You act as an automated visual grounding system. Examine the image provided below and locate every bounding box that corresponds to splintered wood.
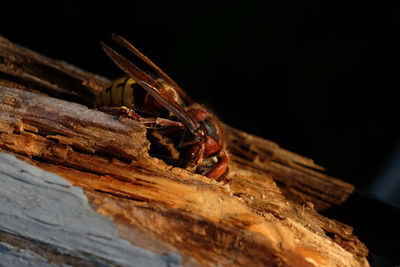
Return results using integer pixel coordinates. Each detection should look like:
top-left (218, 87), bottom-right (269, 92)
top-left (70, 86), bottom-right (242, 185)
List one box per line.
top-left (0, 36), bottom-right (369, 266)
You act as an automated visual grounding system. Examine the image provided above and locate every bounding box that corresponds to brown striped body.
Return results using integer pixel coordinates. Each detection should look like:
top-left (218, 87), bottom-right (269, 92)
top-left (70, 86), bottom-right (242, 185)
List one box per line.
top-left (97, 77), bottom-right (184, 117)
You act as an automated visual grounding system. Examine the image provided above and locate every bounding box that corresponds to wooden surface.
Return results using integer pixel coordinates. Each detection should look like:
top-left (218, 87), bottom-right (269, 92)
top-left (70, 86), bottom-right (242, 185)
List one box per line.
top-left (0, 36), bottom-right (369, 266)
top-left (226, 126), bottom-right (355, 211)
top-left (0, 36), bottom-right (355, 211)
top-left (0, 153), bottom-right (180, 267)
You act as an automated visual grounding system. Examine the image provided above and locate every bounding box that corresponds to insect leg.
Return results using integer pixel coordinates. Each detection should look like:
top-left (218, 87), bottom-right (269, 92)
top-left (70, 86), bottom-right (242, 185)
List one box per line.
top-left (141, 118), bottom-right (185, 129)
top-left (97, 106), bottom-right (184, 131)
top-left (96, 106), bottom-right (141, 119)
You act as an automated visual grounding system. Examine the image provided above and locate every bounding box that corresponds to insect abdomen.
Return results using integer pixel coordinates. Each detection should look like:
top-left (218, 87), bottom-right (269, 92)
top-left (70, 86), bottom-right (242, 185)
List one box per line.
top-left (96, 77), bottom-right (138, 108)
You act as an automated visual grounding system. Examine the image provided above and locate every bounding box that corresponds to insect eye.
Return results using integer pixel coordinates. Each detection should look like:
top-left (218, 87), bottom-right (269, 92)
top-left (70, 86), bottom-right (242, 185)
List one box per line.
top-left (203, 118), bottom-right (219, 142)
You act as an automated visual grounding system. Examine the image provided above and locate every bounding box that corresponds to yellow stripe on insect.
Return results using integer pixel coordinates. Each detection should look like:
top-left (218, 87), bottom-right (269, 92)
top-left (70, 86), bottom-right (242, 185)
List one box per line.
top-left (122, 78), bottom-right (136, 108)
top-left (111, 77), bottom-right (126, 106)
top-left (101, 86), bottom-right (111, 106)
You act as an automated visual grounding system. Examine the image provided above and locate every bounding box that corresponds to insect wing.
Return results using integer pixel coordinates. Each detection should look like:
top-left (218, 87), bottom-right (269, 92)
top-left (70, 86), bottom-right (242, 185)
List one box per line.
top-left (111, 33), bottom-right (193, 105)
top-left (101, 42), bottom-right (198, 133)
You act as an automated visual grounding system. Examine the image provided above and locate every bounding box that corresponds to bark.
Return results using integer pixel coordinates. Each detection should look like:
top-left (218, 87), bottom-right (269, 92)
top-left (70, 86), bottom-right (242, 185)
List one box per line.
top-left (0, 36), bottom-right (369, 266)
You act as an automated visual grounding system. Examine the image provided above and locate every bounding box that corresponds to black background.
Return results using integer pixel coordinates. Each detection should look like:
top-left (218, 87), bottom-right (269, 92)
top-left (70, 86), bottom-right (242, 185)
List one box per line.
top-left (2, 0), bottom-right (399, 196)
top-left (1, 1), bottom-right (399, 264)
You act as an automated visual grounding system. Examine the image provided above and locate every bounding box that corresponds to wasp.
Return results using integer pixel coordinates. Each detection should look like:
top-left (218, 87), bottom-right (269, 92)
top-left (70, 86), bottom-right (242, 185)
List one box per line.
top-left (97, 34), bottom-right (229, 183)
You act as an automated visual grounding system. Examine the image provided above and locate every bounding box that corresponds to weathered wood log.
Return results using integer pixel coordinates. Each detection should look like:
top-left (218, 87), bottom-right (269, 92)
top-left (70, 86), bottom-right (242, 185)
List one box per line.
top-left (0, 153), bottom-right (181, 267)
top-left (0, 36), bottom-right (354, 212)
top-left (0, 37), bottom-right (369, 266)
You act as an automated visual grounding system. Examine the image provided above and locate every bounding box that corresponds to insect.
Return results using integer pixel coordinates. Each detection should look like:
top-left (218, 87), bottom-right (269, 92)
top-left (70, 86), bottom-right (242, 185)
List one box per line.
top-left (97, 34), bottom-right (229, 183)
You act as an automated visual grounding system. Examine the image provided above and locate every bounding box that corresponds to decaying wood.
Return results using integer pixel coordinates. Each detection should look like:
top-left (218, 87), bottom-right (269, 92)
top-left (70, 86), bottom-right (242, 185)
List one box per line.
top-left (0, 36), bottom-right (106, 105)
top-left (0, 36), bottom-right (354, 211)
top-left (0, 153), bottom-right (181, 267)
top-left (226, 128), bottom-right (355, 211)
top-left (0, 36), bottom-right (369, 266)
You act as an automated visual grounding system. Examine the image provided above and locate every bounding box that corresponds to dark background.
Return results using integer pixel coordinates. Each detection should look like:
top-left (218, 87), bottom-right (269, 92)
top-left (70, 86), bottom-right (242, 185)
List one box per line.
top-left (1, 1), bottom-right (399, 265)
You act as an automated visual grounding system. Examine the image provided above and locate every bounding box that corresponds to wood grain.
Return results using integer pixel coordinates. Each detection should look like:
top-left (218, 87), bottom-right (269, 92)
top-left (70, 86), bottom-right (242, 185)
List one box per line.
top-left (0, 36), bottom-right (369, 266)
top-left (0, 153), bottom-right (180, 267)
